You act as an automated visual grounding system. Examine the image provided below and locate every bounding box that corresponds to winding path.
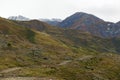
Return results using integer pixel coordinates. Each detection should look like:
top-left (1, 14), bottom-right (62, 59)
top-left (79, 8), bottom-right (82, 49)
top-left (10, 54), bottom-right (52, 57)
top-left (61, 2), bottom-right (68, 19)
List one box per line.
top-left (0, 67), bottom-right (21, 74)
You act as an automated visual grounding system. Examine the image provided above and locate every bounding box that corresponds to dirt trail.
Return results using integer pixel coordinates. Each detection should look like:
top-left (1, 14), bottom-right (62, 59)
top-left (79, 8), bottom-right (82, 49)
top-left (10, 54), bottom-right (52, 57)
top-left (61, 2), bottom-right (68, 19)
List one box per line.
top-left (58, 60), bottom-right (71, 65)
top-left (0, 68), bottom-right (55, 80)
top-left (0, 55), bottom-right (94, 80)
top-left (77, 55), bottom-right (93, 61)
top-left (0, 67), bottom-right (21, 74)
top-left (0, 77), bottom-right (54, 80)
top-left (58, 55), bottom-right (94, 65)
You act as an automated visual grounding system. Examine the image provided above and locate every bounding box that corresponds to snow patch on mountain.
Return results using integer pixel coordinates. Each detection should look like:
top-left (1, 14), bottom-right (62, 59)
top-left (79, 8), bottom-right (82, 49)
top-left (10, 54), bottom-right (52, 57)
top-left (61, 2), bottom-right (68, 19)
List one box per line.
top-left (8, 15), bottom-right (30, 21)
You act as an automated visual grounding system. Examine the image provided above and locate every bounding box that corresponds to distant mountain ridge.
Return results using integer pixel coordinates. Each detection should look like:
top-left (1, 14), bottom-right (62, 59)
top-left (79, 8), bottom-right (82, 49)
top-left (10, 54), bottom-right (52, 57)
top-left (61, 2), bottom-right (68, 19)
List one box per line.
top-left (8, 15), bottom-right (62, 26)
top-left (40, 18), bottom-right (62, 22)
top-left (58, 12), bottom-right (120, 37)
top-left (8, 15), bottom-right (30, 21)
top-left (8, 13), bottom-right (120, 37)
top-left (39, 18), bottom-right (62, 26)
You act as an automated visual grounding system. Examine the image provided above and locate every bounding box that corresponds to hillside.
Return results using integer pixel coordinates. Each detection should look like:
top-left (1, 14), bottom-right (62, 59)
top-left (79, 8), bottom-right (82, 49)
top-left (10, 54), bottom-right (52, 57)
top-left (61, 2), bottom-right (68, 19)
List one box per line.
top-left (0, 17), bottom-right (120, 80)
top-left (14, 20), bottom-right (120, 53)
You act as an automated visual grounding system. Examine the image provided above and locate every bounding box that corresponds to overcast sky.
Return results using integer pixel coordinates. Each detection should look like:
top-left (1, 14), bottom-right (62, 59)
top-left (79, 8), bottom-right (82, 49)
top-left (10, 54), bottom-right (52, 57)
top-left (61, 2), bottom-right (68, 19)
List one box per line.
top-left (0, 0), bottom-right (120, 22)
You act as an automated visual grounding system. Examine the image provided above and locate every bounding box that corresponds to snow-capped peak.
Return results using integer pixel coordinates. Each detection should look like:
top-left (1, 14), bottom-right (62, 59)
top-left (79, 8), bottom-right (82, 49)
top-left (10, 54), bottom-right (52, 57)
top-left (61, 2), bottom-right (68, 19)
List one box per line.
top-left (8, 15), bottom-right (30, 21)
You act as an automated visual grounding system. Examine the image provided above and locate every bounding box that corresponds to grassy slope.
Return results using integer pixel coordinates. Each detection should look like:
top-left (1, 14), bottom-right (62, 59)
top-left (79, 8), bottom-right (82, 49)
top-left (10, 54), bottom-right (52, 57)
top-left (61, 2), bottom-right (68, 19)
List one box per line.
top-left (0, 18), bottom-right (120, 80)
top-left (15, 20), bottom-right (119, 54)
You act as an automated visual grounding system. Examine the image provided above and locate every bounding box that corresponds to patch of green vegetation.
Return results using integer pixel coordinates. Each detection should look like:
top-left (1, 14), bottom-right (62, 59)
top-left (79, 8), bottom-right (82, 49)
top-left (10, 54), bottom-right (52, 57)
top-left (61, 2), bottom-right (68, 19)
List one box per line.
top-left (25, 28), bottom-right (35, 43)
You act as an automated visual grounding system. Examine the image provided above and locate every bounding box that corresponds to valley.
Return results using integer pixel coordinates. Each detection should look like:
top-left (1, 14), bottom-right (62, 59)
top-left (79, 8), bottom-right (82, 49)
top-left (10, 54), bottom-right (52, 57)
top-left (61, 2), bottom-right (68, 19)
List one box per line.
top-left (0, 12), bottom-right (120, 80)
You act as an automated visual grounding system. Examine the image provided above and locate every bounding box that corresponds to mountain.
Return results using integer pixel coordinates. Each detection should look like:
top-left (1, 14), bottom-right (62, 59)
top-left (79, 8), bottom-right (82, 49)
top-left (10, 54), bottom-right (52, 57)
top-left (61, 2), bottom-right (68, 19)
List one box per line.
top-left (40, 18), bottom-right (62, 26)
top-left (116, 21), bottom-right (120, 25)
top-left (8, 15), bottom-right (30, 21)
top-left (1, 17), bottom-right (120, 80)
top-left (58, 12), bottom-right (120, 37)
top-left (58, 12), bottom-right (104, 28)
